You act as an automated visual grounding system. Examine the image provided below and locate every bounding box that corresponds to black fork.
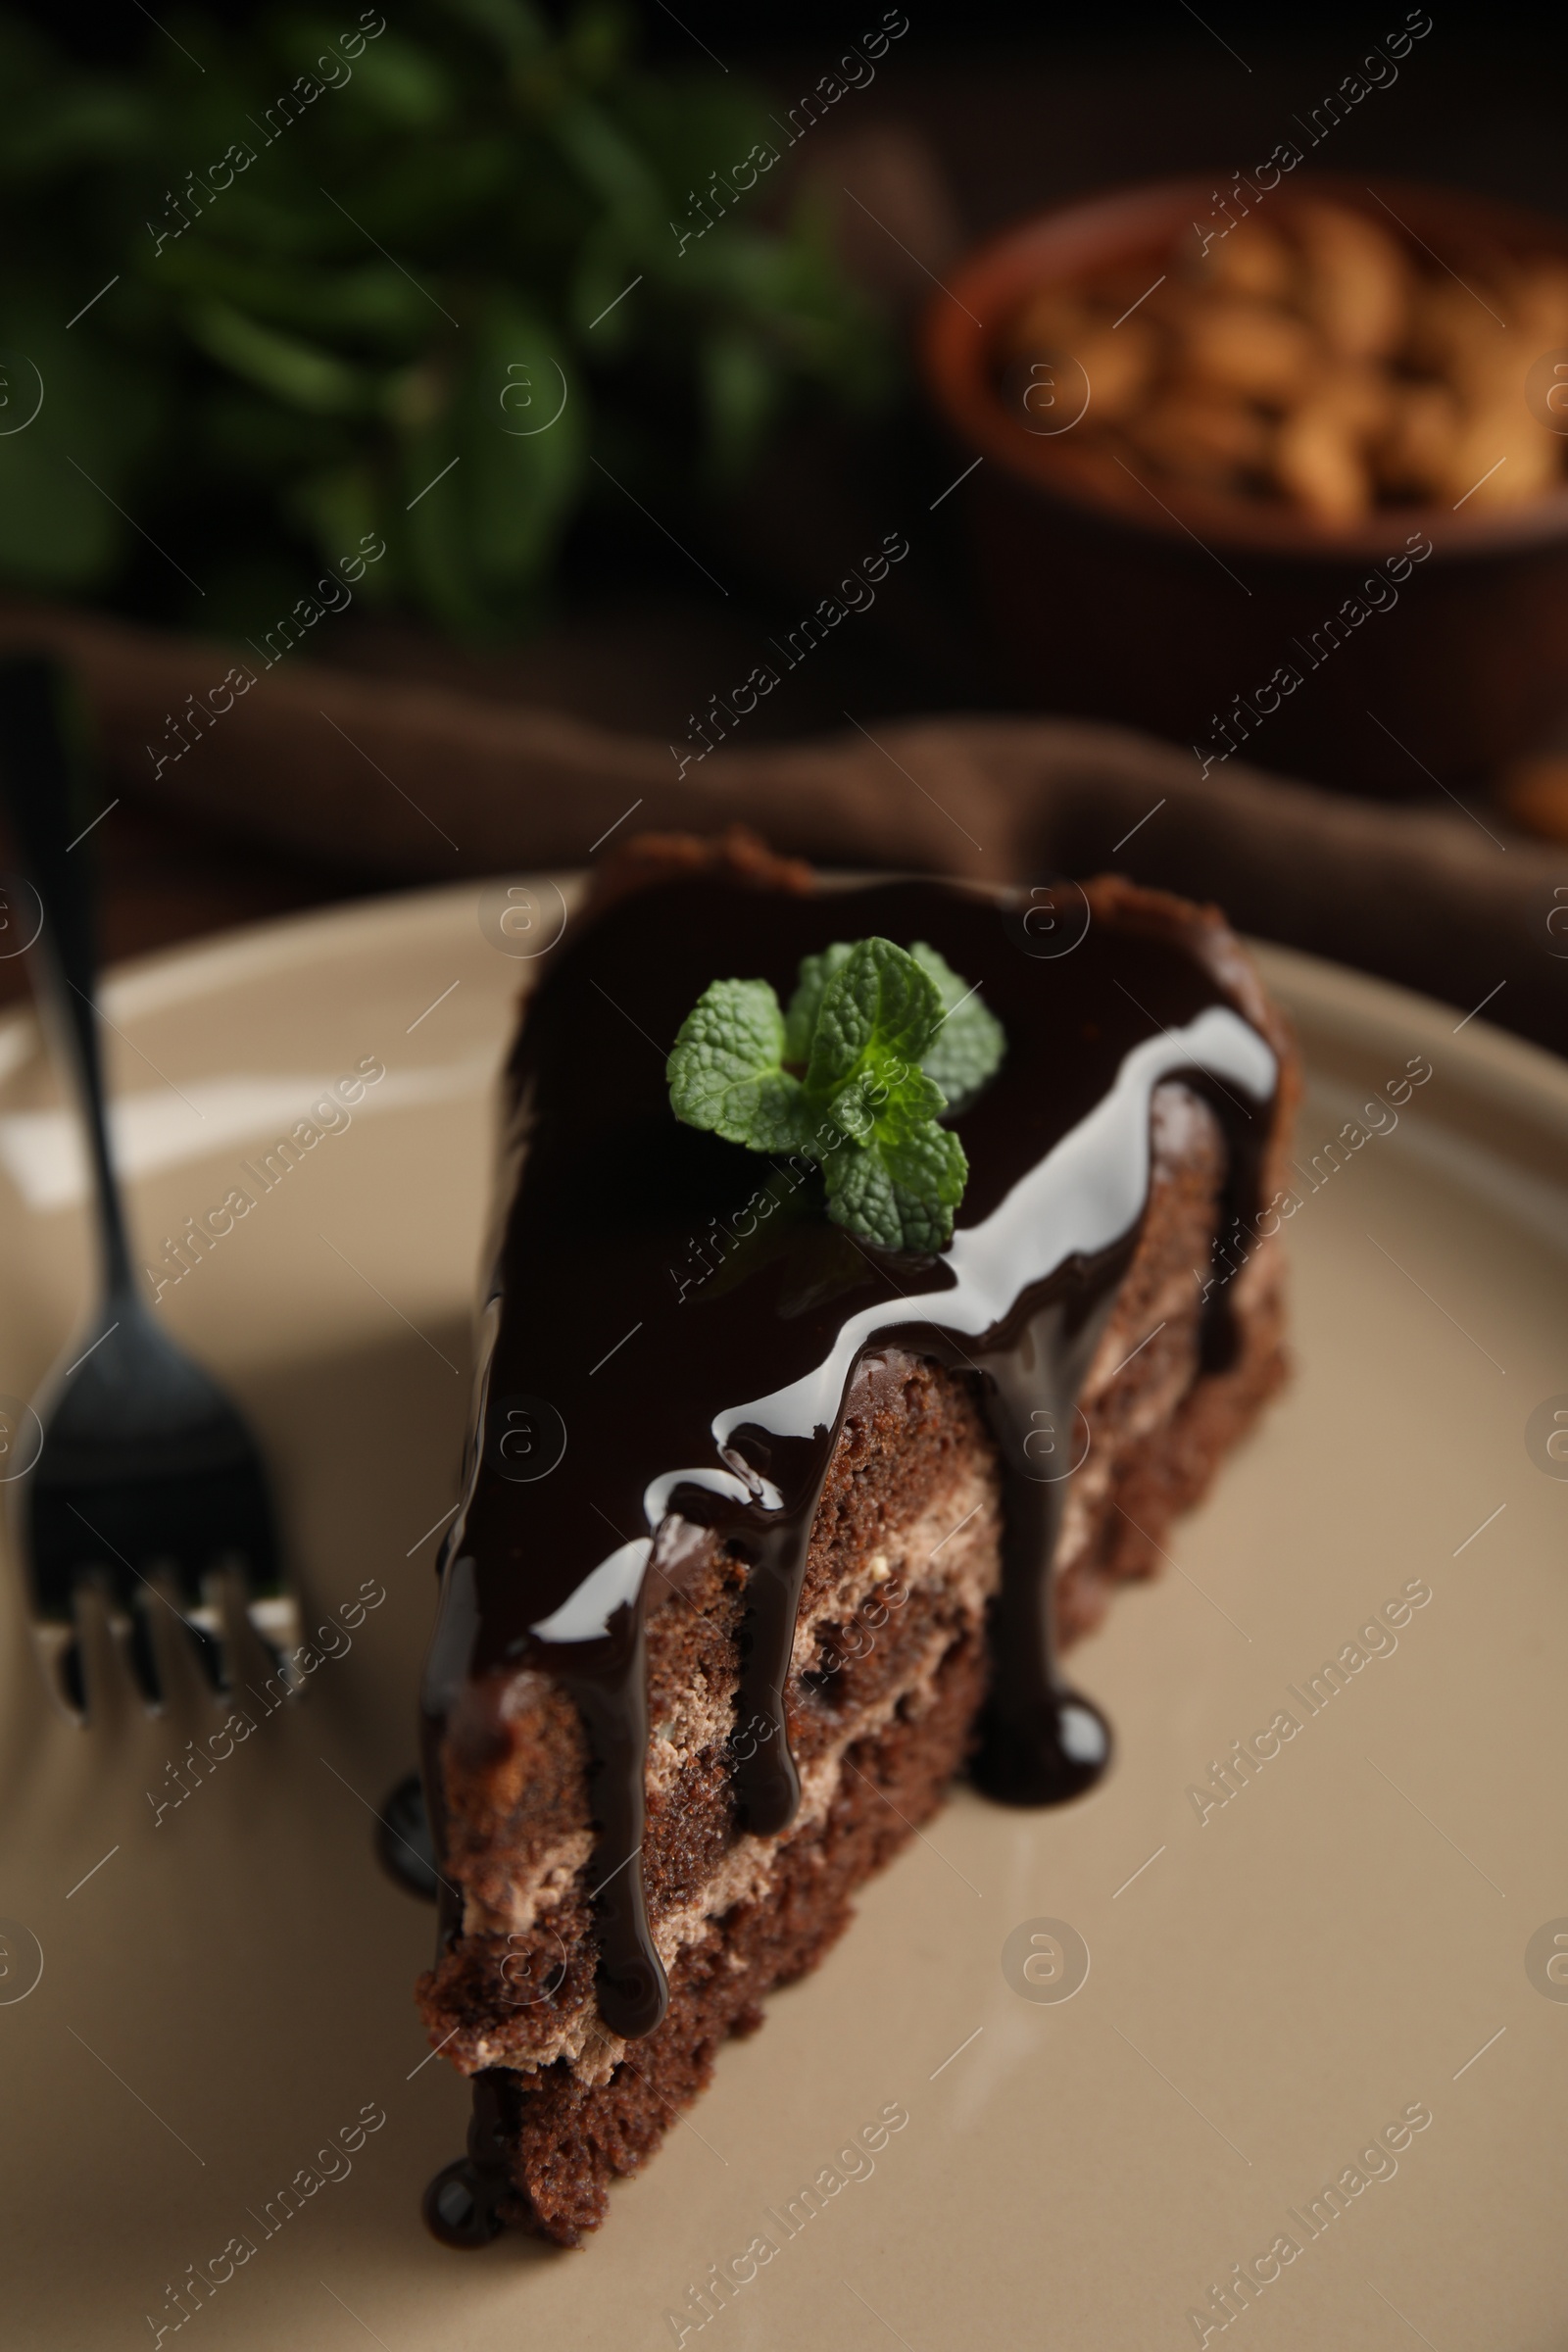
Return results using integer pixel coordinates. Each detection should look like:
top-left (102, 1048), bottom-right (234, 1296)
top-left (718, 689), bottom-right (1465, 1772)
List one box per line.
top-left (0, 656), bottom-right (283, 1711)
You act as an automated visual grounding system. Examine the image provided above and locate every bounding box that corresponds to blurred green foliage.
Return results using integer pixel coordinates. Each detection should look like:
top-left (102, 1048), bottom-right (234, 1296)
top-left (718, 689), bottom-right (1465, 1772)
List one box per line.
top-left (0, 0), bottom-right (891, 637)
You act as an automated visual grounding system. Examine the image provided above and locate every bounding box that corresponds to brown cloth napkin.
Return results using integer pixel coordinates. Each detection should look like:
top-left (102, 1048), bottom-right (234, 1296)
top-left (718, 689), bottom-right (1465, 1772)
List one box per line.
top-left (1, 600), bottom-right (1563, 1056)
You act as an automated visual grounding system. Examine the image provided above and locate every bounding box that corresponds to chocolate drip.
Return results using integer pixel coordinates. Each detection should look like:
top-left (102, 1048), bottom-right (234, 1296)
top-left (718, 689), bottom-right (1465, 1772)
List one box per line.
top-left (728, 1514), bottom-right (809, 1836)
top-left (375, 1768), bottom-right (441, 1900)
top-left (725, 1260), bottom-right (1137, 1830)
top-left (559, 1611), bottom-right (668, 2037)
top-left (422, 875), bottom-right (1279, 2062)
top-left (969, 1253), bottom-right (1134, 1803)
top-left (421, 2075), bottom-right (514, 2249)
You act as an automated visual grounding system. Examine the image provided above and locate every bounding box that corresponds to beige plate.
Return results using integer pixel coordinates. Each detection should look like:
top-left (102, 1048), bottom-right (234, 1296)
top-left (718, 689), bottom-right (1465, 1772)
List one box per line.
top-left (1, 882), bottom-right (1565, 2351)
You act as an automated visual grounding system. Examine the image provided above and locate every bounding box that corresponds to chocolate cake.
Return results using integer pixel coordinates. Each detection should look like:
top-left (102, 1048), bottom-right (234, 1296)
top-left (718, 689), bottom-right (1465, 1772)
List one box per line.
top-left (415, 834), bottom-right (1298, 2247)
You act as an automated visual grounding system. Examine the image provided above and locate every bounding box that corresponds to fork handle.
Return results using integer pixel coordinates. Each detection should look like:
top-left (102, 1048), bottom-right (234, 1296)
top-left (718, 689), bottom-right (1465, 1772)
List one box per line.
top-left (0, 657), bottom-right (135, 1300)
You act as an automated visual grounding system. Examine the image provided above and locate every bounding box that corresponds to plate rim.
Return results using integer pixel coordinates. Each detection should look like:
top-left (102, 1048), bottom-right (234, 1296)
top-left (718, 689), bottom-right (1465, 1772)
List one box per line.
top-left (0, 873), bottom-right (1560, 1139)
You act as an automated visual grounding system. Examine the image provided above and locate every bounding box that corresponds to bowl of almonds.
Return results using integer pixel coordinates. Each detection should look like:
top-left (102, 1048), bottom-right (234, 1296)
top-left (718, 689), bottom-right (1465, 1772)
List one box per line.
top-left (923, 174), bottom-right (1568, 795)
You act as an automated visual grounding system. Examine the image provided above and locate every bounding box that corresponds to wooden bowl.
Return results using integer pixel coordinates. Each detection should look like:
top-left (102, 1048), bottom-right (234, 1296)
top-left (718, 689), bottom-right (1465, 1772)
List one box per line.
top-left (921, 173), bottom-right (1568, 796)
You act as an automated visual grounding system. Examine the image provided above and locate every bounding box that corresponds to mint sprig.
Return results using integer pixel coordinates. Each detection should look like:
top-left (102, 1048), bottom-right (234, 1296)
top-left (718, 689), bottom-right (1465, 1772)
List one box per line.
top-left (666, 936), bottom-right (1005, 1252)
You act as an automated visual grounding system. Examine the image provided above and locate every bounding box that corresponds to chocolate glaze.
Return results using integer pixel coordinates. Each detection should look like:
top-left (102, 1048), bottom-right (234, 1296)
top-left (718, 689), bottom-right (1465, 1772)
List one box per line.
top-left (421, 874), bottom-right (1278, 2062)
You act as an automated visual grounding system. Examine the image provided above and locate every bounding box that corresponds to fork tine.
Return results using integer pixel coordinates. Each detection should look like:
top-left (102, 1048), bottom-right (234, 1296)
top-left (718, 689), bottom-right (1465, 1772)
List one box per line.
top-left (210, 1562), bottom-right (281, 1692)
top-left (70, 1573), bottom-right (136, 1735)
top-left (138, 1570), bottom-right (217, 1721)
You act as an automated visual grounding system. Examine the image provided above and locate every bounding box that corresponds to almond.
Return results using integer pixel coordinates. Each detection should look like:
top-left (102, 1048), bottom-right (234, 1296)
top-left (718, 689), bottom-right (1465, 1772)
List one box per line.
top-left (1200, 219), bottom-right (1295, 304)
top-left (1274, 405), bottom-right (1371, 521)
top-left (1073, 319), bottom-right (1158, 423)
top-left (1127, 394), bottom-right (1270, 487)
top-left (1177, 299), bottom-right (1317, 401)
top-left (1293, 201), bottom-right (1409, 362)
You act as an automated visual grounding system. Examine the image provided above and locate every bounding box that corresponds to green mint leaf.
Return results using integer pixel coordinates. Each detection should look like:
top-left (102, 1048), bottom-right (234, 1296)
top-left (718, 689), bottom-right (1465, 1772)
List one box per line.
top-left (667, 933), bottom-right (1004, 1254)
top-left (908, 942), bottom-right (1005, 1113)
top-left (802, 936), bottom-right (945, 1098)
top-left (665, 976), bottom-right (811, 1152)
top-left (783, 941), bottom-right (853, 1063)
top-left (821, 1121), bottom-right (969, 1252)
top-left (824, 1063), bottom-right (947, 1151)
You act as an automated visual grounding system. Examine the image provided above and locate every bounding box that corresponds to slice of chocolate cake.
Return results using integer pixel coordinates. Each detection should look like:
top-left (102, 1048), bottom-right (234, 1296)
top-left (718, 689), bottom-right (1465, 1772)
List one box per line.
top-left (416, 835), bottom-right (1298, 2246)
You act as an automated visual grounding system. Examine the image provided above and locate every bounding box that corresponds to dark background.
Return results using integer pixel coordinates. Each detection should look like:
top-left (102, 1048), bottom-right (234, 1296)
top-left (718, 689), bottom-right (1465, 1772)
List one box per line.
top-left (38, 4), bottom-right (1568, 222)
top-left (13, 0), bottom-right (1568, 977)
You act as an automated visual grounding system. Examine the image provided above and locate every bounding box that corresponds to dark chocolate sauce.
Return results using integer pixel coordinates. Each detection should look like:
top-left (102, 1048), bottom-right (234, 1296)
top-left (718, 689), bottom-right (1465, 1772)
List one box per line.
top-left (421, 2075), bottom-right (513, 2248)
top-left (422, 876), bottom-right (1278, 2061)
top-left (375, 1769), bottom-right (441, 1901)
